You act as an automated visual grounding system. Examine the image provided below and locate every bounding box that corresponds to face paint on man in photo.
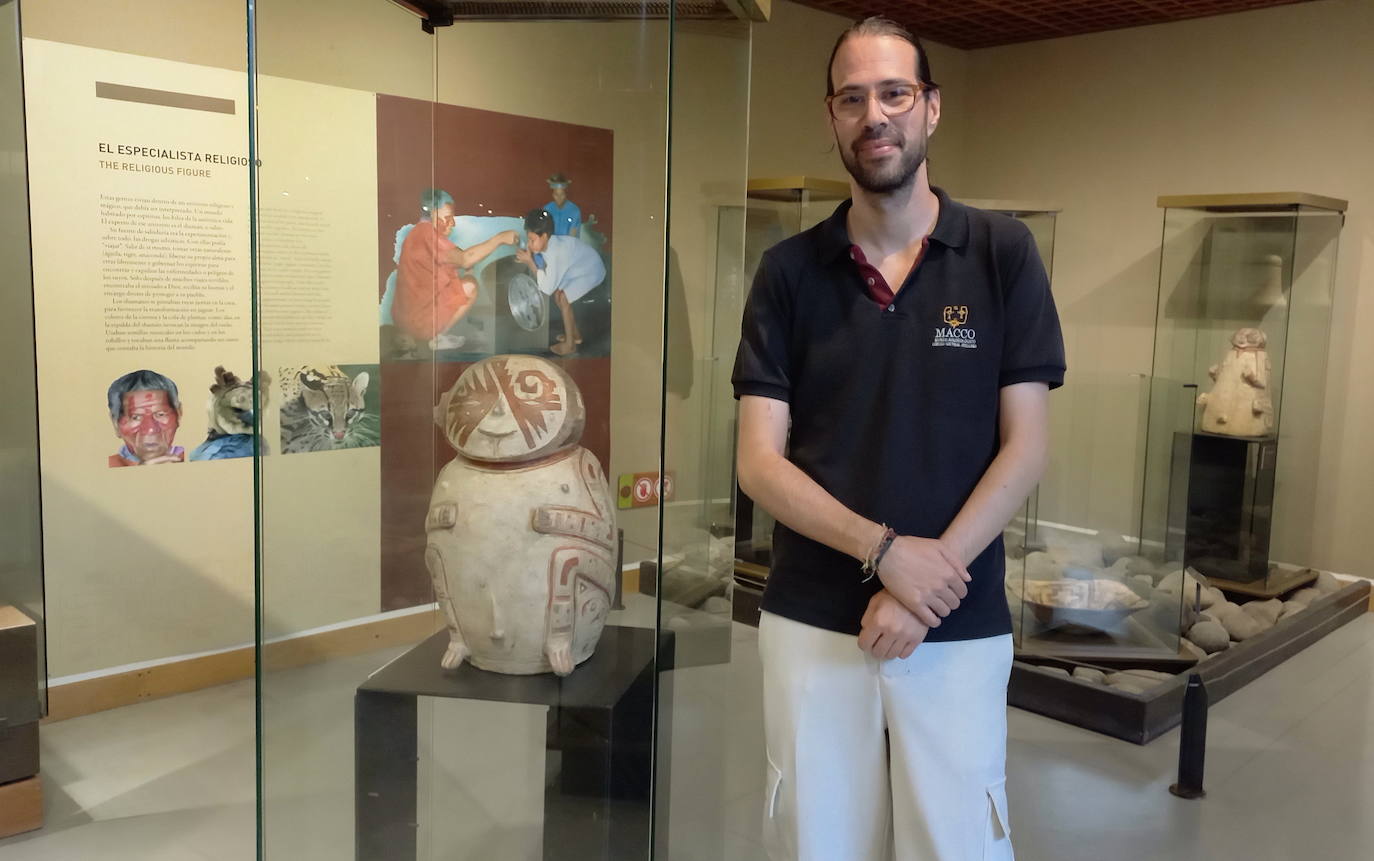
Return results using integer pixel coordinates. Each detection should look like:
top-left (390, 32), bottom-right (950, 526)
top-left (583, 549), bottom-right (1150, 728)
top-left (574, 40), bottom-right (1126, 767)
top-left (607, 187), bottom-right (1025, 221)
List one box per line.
top-left (116, 389), bottom-right (181, 463)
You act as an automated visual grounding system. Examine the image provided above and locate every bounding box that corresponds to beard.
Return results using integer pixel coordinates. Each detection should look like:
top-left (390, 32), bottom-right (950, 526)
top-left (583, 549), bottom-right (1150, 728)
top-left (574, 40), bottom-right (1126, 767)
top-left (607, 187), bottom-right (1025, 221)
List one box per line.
top-left (840, 123), bottom-right (929, 195)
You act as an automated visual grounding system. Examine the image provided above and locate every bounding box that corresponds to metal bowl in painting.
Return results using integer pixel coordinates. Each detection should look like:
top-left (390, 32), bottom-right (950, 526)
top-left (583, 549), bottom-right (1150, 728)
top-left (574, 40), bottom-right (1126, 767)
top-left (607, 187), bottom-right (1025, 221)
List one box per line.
top-left (507, 272), bottom-right (545, 331)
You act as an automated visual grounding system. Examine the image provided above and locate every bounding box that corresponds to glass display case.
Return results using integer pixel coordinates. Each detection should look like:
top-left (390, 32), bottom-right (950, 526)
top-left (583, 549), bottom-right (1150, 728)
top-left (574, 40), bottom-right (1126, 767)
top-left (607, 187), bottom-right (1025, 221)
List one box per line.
top-left (972, 200), bottom-right (1059, 597)
top-left (1147, 193), bottom-right (1345, 598)
top-left (0, 0), bottom-right (46, 717)
top-left (990, 203), bottom-right (1193, 662)
top-left (250, 2), bottom-right (751, 858)
top-left (961, 199), bottom-right (1059, 280)
top-left (1008, 371), bottom-right (1193, 663)
top-left (719, 177), bottom-right (849, 579)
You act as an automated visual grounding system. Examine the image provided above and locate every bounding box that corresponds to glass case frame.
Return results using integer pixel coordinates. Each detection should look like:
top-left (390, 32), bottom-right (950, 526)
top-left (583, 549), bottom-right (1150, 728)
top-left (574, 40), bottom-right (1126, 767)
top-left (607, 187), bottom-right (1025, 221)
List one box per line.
top-left (997, 205), bottom-right (1197, 664)
top-left (248, 3), bottom-right (753, 859)
top-left (1146, 192), bottom-right (1345, 598)
top-left (0, 0), bottom-right (46, 717)
top-left (725, 176), bottom-right (850, 580)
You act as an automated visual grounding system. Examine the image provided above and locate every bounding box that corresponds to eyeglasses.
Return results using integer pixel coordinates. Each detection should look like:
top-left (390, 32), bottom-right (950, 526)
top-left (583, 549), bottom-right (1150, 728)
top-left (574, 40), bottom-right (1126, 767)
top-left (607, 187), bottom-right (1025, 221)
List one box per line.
top-left (826, 81), bottom-right (933, 121)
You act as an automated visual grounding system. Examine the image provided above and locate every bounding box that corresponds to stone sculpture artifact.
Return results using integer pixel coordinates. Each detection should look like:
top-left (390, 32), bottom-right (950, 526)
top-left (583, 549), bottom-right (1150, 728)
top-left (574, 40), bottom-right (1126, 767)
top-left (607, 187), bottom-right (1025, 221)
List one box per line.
top-left (1196, 327), bottom-right (1274, 437)
top-left (425, 355), bottom-right (616, 676)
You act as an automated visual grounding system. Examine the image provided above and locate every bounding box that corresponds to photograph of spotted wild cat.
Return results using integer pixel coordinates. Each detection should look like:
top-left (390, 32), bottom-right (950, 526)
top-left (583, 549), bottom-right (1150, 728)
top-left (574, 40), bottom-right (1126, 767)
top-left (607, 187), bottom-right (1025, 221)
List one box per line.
top-left (278, 364), bottom-right (381, 454)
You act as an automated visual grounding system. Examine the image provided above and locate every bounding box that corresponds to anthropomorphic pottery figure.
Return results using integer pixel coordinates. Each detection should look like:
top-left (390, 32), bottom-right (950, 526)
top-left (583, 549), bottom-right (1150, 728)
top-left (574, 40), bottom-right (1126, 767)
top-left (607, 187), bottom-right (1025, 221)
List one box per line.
top-left (426, 355), bottom-right (616, 676)
top-left (1197, 327), bottom-right (1274, 437)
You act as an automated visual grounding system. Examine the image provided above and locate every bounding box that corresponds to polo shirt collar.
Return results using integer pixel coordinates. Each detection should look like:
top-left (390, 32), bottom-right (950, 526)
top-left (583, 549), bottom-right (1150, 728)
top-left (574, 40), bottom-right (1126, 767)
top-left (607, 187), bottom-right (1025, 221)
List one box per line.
top-left (815, 185), bottom-right (969, 261)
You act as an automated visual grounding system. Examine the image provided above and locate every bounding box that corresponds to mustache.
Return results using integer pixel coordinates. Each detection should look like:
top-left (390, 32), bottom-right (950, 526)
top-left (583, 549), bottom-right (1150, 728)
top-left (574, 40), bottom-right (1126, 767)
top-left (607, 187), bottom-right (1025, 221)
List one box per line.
top-left (852, 128), bottom-right (903, 152)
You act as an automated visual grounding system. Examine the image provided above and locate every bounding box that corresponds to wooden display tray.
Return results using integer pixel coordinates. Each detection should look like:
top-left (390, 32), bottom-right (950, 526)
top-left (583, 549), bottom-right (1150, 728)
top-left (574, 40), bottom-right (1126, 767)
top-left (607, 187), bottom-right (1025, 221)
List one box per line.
top-left (1208, 566), bottom-right (1318, 599)
top-left (961, 199), bottom-right (1061, 214)
top-left (0, 775), bottom-right (43, 838)
top-left (1156, 191), bottom-right (1348, 212)
top-left (1010, 580), bottom-right (1371, 744)
top-left (746, 176), bottom-right (850, 202)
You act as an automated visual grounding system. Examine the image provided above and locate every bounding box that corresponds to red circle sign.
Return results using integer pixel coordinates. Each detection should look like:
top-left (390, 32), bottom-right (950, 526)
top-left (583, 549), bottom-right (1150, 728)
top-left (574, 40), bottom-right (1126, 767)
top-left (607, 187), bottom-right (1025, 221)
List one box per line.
top-left (633, 477), bottom-right (654, 503)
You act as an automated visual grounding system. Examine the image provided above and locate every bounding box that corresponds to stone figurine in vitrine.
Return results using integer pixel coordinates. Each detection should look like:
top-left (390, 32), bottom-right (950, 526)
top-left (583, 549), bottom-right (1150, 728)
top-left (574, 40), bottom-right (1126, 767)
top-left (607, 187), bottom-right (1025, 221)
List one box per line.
top-left (1197, 327), bottom-right (1274, 437)
top-left (426, 355), bottom-right (616, 676)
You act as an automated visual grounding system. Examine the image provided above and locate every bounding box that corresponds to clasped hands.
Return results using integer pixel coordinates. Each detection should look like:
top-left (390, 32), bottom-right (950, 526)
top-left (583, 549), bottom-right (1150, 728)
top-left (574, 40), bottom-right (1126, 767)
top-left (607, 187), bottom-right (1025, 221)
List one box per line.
top-left (857, 536), bottom-right (971, 660)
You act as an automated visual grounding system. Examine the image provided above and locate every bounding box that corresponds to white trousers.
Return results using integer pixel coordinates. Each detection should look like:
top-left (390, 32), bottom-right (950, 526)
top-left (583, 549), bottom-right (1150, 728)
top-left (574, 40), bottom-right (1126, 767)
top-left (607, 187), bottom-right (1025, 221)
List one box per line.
top-left (759, 612), bottom-right (1014, 861)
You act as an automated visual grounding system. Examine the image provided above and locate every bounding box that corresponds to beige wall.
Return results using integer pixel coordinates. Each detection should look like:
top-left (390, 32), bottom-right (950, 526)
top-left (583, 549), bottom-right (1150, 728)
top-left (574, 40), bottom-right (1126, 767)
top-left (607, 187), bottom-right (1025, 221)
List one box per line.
top-left (748, 0), bottom-right (968, 192)
top-left (958, 0), bottom-right (1374, 575)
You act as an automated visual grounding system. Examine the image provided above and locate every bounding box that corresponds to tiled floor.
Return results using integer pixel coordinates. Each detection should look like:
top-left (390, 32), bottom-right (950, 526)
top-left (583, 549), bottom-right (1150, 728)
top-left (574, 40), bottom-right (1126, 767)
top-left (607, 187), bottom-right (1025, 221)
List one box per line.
top-left (4, 608), bottom-right (1374, 860)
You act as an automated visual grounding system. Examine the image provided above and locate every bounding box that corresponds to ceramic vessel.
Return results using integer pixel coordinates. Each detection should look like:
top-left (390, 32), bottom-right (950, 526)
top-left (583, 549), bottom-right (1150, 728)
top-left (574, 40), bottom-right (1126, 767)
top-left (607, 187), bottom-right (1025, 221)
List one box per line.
top-left (425, 355), bottom-right (616, 675)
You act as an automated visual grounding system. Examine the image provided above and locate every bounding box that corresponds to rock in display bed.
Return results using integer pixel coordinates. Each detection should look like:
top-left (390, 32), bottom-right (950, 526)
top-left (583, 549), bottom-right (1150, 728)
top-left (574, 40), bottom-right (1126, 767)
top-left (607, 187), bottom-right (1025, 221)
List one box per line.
top-left (1008, 572), bottom-right (1370, 744)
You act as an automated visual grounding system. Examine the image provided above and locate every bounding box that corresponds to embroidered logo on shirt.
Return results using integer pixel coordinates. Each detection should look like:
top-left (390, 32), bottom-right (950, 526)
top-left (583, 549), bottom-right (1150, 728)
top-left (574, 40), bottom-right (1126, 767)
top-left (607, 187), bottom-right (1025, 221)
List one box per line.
top-left (942, 305), bottom-right (969, 327)
top-left (933, 305), bottom-right (978, 349)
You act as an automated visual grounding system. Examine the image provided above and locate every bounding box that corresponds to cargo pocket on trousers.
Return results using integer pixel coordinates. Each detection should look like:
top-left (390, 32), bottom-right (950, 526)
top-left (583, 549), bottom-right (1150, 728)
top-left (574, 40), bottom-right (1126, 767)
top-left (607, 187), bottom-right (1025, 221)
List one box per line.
top-left (984, 778), bottom-right (1012, 859)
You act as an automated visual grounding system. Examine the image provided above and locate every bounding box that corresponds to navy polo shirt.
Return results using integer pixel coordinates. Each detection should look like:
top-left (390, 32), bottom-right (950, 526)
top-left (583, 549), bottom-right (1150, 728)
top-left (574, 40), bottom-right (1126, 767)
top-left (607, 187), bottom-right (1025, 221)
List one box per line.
top-left (732, 187), bottom-right (1065, 641)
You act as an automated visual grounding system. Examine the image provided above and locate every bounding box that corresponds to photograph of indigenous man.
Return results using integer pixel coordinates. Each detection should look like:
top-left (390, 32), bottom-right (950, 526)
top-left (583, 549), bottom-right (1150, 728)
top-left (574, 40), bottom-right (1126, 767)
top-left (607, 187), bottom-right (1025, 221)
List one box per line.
top-left (107, 369), bottom-right (185, 467)
top-left (388, 188), bottom-right (519, 351)
top-left (514, 208), bottom-right (608, 357)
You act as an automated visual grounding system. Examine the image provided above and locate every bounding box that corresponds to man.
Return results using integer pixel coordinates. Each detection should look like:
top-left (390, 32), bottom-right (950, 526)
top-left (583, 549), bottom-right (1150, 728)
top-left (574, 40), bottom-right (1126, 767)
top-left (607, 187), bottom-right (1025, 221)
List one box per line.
top-left (514, 208), bottom-right (606, 357)
top-left (733, 17), bottom-right (1064, 861)
top-left (108, 369), bottom-right (185, 467)
top-left (392, 188), bottom-right (519, 350)
top-left (544, 172), bottom-right (581, 237)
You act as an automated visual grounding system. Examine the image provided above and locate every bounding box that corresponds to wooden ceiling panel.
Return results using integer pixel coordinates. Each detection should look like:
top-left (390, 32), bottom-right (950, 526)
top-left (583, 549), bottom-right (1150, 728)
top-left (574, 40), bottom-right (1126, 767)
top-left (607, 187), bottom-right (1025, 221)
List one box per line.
top-left (797, 0), bottom-right (1319, 49)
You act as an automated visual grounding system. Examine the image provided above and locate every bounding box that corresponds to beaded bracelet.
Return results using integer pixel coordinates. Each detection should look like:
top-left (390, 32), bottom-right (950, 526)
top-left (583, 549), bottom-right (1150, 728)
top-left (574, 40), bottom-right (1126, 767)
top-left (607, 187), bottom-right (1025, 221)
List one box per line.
top-left (861, 526), bottom-right (897, 583)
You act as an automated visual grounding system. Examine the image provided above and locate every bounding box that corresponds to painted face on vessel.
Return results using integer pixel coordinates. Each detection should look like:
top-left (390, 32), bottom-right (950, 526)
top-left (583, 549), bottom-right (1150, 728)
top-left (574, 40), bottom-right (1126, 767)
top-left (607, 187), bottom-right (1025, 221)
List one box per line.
top-left (444, 355), bottom-right (584, 462)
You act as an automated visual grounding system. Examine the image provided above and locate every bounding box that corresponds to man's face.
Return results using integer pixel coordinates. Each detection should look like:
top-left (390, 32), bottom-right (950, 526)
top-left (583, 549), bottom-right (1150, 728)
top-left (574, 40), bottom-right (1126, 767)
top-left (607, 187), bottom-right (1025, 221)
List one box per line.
top-left (526, 231), bottom-right (550, 253)
top-left (432, 203), bottom-right (456, 233)
top-left (550, 186), bottom-right (568, 206)
top-left (829, 35), bottom-right (939, 194)
top-left (116, 390), bottom-right (180, 461)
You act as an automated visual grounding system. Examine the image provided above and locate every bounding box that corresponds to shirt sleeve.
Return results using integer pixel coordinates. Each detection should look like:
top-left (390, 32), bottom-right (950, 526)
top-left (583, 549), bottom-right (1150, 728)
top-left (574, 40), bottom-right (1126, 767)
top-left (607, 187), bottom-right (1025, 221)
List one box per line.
top-left (732, 251), bottom-right (793, 402)
top-left (1000, 228), bottom-right (1066, 389)
top-left (535, 241), bottom-right (561, 295)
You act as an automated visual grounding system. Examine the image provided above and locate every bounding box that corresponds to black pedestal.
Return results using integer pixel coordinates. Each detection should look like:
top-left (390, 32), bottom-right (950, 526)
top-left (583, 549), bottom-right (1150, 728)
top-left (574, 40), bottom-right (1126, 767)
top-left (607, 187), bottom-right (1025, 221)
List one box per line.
top-left (355, 625), bottom-right (673, 861)
top-left (1179, 431), bottom-right (1278, 584)
top-left (0, 607), bottom-right (40, 786)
